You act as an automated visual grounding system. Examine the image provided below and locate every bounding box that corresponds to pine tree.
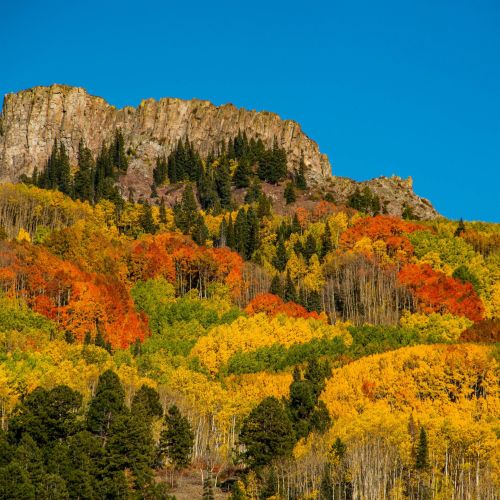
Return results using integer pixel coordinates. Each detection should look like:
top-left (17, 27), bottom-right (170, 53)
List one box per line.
top-left (455, 217), bottom-right (466, 237)
top-left (191, 215), bottom-right (209, 246)
top-left (215, 158), bottom-right (232, 208)
top-left (234, 208), bottom-right (248, 257)
top-left (273, 237), bottom-right (288, 272)
top-left (284, 270), bottom-right (297, 303)
top-left (415, 427), bottom-right (429, 470)
top-left (158, 405), bottom-right (194, 470)
top-left (153, 155), bottom-right (168, 186)
top-left (139, 202), bottom-right (158, 234)
top-left (303, 234), bottom-right (317, 264)
top-left (202, 472), bottom-right (215, 500)
top-left (131, 385), bottom-right (163, 419)
top-left (295, 156), bottom-right (307, 190)
top-left (74, 140), bottom-right (95, 202)
top-left (321, 223), bottom-right (333, 258)
top-left (87, 370), bottom-right (127, 442)
top-left (226, 215), bottom-right (235, 249)
top-left (159, 197), bottom-right (167, 224)
top-left (239, 397), bottom-right (295, 469)
top-left (233, 157), bottom-right (250, 188)
top-left (245, 207), bottom-right (259, 259)
top-left (284, 182), bottom-right (296, 204)
top-left (174, 185), bottom-right (199, 234)
top-left (57, 143), bottom-right (72, 195)
top-left (269, 275), bottom-right (283, 298)
top-left (291, 213), bottom-right (302, 234)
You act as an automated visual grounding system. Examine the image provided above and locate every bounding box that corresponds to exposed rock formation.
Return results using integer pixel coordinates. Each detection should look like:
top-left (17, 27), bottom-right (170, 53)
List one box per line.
top-left (0, 84), bottom-right (440, 219)
top-left (0, 84), bottom-right (331, 192)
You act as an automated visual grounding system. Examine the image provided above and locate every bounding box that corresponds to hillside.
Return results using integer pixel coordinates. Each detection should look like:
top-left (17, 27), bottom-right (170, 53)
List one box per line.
top-left (0, 85), bottom-right (439, 219)
top-left (0, 88), bottom-right (498, 499)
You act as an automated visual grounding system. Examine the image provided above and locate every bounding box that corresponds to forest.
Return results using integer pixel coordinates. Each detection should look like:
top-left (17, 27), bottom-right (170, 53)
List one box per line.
top-left (0, 133), bottom-right (499, 499)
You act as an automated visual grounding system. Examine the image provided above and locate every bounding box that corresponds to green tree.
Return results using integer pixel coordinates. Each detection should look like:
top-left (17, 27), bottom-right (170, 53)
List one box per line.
top-left (140, 202), bottom-right (158, 234)
top-left (74, 140), bottom-right (95, 202)
top-left (174, 185), bottom-right (199, 234)
top-left (454, 217), bottom-right (466, 237)
top-left (233, 158), bottom-right (251, 188)
top-left (415, 427), bottom-right (429, 470)
top-left (273, 237), bottom-right (288, 272)
top-left (158, 405), bottom-right (194, 470)
top-left (284, 182), bottom-right (296, 204)
top-left (87, 370), bottom-right (127, 443)
top-left (295, 157), bottom-right (307, 190)
top-left (269, 275), bottom-right (283, 298)
top-left (239, 396), bottom-right (294, 468)
top-left (284, 270), bottom-right (297, 303)
top-left (452, 265), bottom-right (480, 292)
top-left (202, 472), bottom-right (215, 500)
top-left (131, 386), bottom-right (163, 419)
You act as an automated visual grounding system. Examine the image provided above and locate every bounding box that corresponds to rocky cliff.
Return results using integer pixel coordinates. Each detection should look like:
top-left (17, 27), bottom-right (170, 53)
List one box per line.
top-left (0, 84), bottom-right (331, 189)
top-left (0, 84), bottom-right (440, 219)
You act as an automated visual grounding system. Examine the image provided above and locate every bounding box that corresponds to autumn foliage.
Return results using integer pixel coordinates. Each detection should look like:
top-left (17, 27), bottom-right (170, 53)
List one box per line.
top-left (399, 263), bottom-right (484, 322)
top-left (245, 293), bottom-right (325, 320)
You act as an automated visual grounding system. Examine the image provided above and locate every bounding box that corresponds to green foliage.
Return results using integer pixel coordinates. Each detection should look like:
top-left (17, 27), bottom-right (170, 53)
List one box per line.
top-left (416, 427), bottom-right (429, 470)
top-left (239, 396), bottom-right (295, 468)
top-left (284, 182), bottom-right (296, 204)
top-left (158, 405), bottom-right (194, 470)
top-left (452, 265), bottom-right (480, 292)
top-left (347, 186), bottom-right (381, 215)
top-left (131, 385), bottom-right (163, 419)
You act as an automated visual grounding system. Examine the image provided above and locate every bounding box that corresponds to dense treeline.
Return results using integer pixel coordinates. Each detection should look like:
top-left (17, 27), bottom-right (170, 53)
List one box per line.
top-left (0, 176), bottom-right (499, 498)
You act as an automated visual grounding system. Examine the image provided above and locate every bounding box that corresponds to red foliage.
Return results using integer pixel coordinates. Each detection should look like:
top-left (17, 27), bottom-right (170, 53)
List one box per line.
top-left (245, 293), bottom-right (324, 320)
top-left (459, 319), bottom-right (500, 343)
top-left (398, 263), bottom-right (484, 322)
top-left (128, 233), bottom-right (243, 295)
top-left (0, 241), bottom-right (148, 349)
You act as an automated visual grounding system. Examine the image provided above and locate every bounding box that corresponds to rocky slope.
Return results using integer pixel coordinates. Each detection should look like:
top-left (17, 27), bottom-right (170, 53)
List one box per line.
top-left (0, 84), bottom-right (439, 219)
top-left (0, 84), bottom-right (330, 185)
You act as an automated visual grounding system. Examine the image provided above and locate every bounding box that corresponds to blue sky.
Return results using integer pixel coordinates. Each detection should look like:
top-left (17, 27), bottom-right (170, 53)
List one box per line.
top-left (1, 0), bottom-right (499, 221)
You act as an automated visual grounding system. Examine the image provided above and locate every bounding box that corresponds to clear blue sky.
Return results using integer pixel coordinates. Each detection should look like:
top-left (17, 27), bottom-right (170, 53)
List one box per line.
top-left (2, 0), bottom-right (499, 222)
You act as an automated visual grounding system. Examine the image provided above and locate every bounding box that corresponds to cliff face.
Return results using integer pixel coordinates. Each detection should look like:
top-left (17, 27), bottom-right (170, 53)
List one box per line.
top-left (0, 84), bottom-right (331, 192)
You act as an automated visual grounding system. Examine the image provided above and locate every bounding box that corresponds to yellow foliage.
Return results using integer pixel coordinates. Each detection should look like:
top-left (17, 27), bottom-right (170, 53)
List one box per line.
top-left (400, 311), bottom-right (473, 341)
top-left (16, 227), bottom-right (31, 242)
top-left (190, 314), bottom-right (351, 374)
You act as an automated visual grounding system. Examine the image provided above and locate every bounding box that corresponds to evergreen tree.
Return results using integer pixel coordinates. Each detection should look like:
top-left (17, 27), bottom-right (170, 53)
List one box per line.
top-left (83, 331), bottom-right (92, 345)
top-left (87, 370), bottom-right (127, 443)
top-left (233, 157), bottom-right (250, 188)
top-left (269, 275), bottom-right (283, 298)
top-left (202, 472), bottom-right (215, 500)
top-left (455, 217), bottom-right (466, 237)
top-left (321, 223), bottom-right (333, 258)
top-left (174, 185), bottom-right (199, 234)
top-left (215, 158), bottom-right (232, 208)
top-left (295, 156), bottom-right (307, 190)
top-left (226, 215), bottom-right (235, 249)
top-left (74, 140), bottom-right (95, 202)
top-left (273, 237), bottom-right (288, 272)
top-left (153, 155), bottom-right (168, 186)
top-left (218, 217), bottom-right (227, 247)
top-left (284, 270), bottom-right (297, 303)
top-left (257, 194), bottom-right (272, 218)
top-left (57, 143), bottom-right (72, 196)
top-left (234, 208), bottom-right (249, 257)
top-left (139, 202), bottom-right (158, 234)
top-left (110, 129), bottom-right (128, 172)
top-left (284, 182), bottom-right (296, 204)
top-left (415, 427), bottom-right (429, 470)
top-left (191, 215), bottom-right (209, 246)
top-left (131, 386), bottom-right (163, 419)
top-left (158, 405), bottom-right (194, 470)
top-left (291, 213), bottom-right (302, 234)
top-left (240, 397), bottom-right (294, 469)
top-left (159, 197), bottom-right (167, 224)
top-left (94, 328), bottom-right (107, 350)
top-left (245, 207), bottom-right (259, 259)
top-left (303, 234), bottom-right (317, 264)
top-left (244, 178), bottom-right (263, 203)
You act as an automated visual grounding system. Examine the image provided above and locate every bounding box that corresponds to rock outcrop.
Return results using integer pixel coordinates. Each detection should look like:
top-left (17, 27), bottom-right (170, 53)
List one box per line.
top-left (0, 84), bottom-right (331, 193)
top-left (0, 84), bottom-right (440, 219)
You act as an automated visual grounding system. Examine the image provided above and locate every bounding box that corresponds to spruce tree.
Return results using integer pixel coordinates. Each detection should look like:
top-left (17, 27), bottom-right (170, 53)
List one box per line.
top-left (273, 237), bottom-right (288, 272)
top-left (215, 158), bottom-right (232, 208)
top-left (174, 185), bottom-right (199, 234)
top-left (303, 234), bottom-right (317, 264)
top-left (226, 215), bottom-right (235, 249)
top-left (202, 472), bottom-right (215, 500)
top-left (234, 208), bottom-right (248, 257)
top-left (284, 270), bottom-right (297, 303)
top-left (284, 182), bottom-right (296, 204)
top-left (269, 275), bottom-right (283, 298)
top-left (87, 370), bottom-right (127, 442)
top-left (74, 140), bottom-right (95, 202)
top-left (239, 397), bottom-right (294, 469)
top-left (232, 157), bottom-right (250, 188)
top-left (139, 202), bottom-right (158, 234)
top-left (455, 217), bottom-right (466, 237)
top-left (131, 385), bottom-right (163, 419)
top-left (321, 223), bottom-right (333, 258)
top-left (415, 427), bottom-right (429, 470)
top-left (245, 207), bottom-right (259, 259)
top-left (295, 156), bottom-right (307, 190)
top-left (158, 405), bottom-right (194, 470)
top-left (159, 197), bottom-right (167, 224)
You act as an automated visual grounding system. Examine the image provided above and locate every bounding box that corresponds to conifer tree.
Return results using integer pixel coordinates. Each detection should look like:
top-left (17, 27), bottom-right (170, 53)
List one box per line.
top-left (174, 185), bottom-right (199, 234)
top-left (74, 140), bottom-right (95, 202)
top-left (202, 472), bottom-right (215, 500)
top-left (321, 223), bottom-right (333, 258)
top-left (139, 202), bottom-right (158, 234)
top-left (232, 157), bottom-right (250, 188)
top-left (303, 234), bottom-right (317, 264)
top-left (159, 197), bottom-right (167, 224)
top-left (273, 237), bottom-right (288, 272)
top-left (269, 275), bottom-right (283, 298)
top-left (284, 270), bottom-right (297, 303)
top-left (131, 386), bottom-right (163, 419)
top-left (245, 207), bottom-right (259, 259)
top-left (87, 370), bottom-right (127, 443)
top-left (295, 156), bottom-right (307, 190)
top-left (158, 405), bottom-right (194, 470)
top-left (455, 217), bottom-right (466, 237)
top-left (226, 215), bottom-right (235, 249)
top-left (234, 208), bottom-right (248, 256)
top-left (284, 182), bottom-right (296, 204)
top-left (415, 427), bottom-right (429, 470)
top-left (215, 158), bottom-right (232, 209)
